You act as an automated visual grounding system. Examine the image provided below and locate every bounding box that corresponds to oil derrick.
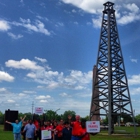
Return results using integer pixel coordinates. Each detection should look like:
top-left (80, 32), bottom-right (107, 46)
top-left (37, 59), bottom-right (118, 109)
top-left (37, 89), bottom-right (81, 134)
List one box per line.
top-left (90, 1), bottom-right (136, 135)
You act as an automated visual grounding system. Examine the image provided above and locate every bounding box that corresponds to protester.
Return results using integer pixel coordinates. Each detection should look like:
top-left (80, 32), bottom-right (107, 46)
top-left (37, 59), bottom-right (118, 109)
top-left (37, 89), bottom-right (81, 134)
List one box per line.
top-left (52, 120), bottom-right (58, 140)
top-left (23, 119), bottom-right (36, 140)
top-left (79, 119), bottom-right (90, 140)
top-left (21, 121), bottom-right (26, 140)
top-left (5, 115), bottom-right (26, 140)
top-left (55, 119), bottom-right (64, 140)
top-left (68, 115), bottom-right (81, 140)
top-left (33, 119), bottom-right (40, 140)
top-left (79, 119), bottom-right (98, 140)
top-left (44, 120), bottom-right (54, 140)
top-left (62, 121), bottom-right (72, 140)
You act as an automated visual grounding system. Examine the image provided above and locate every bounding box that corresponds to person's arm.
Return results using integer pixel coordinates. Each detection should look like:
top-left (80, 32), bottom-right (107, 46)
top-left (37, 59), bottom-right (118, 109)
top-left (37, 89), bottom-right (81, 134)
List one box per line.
top-left (20, 115), bottom-right (26, 122)
top-left (68, 115), bottom-right (73, 126)
top-left (5, 120), bottom-right (12, 125)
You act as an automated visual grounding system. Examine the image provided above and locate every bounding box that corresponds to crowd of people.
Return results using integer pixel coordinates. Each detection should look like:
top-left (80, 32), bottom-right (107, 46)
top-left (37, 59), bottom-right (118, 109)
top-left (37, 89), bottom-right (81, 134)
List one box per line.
top-left (5, 114), bottom-right (97, 140)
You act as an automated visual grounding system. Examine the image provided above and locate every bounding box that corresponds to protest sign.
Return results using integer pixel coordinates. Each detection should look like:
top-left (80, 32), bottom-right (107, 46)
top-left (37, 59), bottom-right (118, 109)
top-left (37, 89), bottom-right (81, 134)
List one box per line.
top-left (35, 107), bottom-right (43, 114)
top-left (86, 121), bottom-right (100, 133)
top-left (41, 130), bottom-right (51, 139)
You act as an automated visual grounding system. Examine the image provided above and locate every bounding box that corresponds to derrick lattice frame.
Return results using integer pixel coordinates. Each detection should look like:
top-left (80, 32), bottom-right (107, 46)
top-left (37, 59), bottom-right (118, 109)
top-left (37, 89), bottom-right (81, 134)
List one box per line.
top-left (90, 2), bottom-right (136, 135)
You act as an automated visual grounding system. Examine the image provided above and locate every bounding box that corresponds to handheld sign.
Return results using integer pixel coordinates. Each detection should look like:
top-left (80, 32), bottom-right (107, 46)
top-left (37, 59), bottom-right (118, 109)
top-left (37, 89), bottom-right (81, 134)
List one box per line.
top-left (86, 121), bottom-right (100, 133)
top-left (41, 130), bottom-right (51, 140)
top-left (35, 107), bottom-right (43, 114)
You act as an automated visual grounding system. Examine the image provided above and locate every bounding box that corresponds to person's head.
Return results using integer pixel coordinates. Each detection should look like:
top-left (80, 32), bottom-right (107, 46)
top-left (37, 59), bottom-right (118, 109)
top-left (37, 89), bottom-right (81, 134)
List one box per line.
top-left (64, 121), bottom-right (70, 128)
top-left (23, 121), bottom-right (26, 126)
top-left (59, 119), bottom-right (63, 125)
top-left (75, 115), bottom-right (80, 121)
top-left (52, 120), bottom-right (57, 127)
top-left (28, 119), bottom-right (33, 124)
top-left (47, 120), bottom-right (51, 126)
top-left (15, 120), bottom-right (19, 124)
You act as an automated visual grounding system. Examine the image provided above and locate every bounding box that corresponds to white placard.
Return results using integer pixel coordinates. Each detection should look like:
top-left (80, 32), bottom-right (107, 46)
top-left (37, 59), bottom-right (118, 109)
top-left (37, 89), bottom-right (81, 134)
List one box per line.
top-left (86, 121), bottom-right (100, 133)
top-left (41, 130), bottom-right (51, 139)
top-left (35, 107), bottom-right (43, 114)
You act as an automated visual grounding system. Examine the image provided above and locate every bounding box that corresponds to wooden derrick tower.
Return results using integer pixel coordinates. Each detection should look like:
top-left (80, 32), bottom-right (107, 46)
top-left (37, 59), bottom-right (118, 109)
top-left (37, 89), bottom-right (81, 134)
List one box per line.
top-left (90, 1), bottom-right (136, 135)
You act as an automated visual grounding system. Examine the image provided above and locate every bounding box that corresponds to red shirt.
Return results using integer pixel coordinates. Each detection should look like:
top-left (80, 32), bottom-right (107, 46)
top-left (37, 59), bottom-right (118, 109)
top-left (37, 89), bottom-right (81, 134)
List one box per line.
top-left (71, 121), bottom-right (81, 136)
top-left (55, 125), bottom-right (63, 137)
top-left (34, 120), bottom-right (39, 130)
top-left (79, 128), bottom-right (90, 140)
top-left (40, 126), bottom-right (46, 130)
top-left (45, 125), bottom-right (54, 138)
top-left (45, 125), bottom-right (53, 131)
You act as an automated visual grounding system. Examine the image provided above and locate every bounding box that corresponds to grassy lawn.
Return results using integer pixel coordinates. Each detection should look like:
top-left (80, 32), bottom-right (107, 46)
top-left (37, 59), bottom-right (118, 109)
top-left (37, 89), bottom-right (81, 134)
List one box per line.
top-left (0, 125), bottom-right (140, 140)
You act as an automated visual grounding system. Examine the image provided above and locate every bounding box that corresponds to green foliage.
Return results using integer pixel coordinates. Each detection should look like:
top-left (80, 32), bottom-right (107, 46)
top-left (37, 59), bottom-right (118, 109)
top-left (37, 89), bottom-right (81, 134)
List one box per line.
top-left (81, 115), bottom-right (90, 121)
top-left (62, 110), bottom-right (76, 121)
top-left (44, 110), bottom-right (58, 120)
top-left (135, 114), bottom-right (140, 124)
top-left (0, 111), bottom-right (4, 124)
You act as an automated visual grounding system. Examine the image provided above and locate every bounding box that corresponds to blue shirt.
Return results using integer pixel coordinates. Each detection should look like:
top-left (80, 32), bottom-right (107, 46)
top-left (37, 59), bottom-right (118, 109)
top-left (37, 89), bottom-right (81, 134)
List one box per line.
top-left (11, 121), bottom-right (22, 133)
top-left (24, 123), bottom-right (36, 138)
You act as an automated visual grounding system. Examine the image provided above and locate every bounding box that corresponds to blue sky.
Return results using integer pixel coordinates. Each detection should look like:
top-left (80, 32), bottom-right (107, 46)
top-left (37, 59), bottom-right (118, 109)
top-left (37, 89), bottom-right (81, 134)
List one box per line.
top-left (0, 0), bottom-right (140, 117)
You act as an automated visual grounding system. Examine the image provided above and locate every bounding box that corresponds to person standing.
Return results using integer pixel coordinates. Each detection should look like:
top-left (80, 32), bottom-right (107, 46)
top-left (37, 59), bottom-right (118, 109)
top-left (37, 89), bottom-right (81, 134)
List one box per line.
top-left (62, 121), bottom-right (72, 140)
top-left (79, 119), bottom-right (98, 140)
top-left (68, 115), bottom-right (81, 140)
top-left (79, 120), bottom-right (89, 140)
top-left (5, 115), bottom-right (26, 140)
top-left (55, 119), bottom-right (64, 140)
top-left (44, 120), bottom-right (54, 140)
top-left (21, 121), bottom-right (26, 140)
top-left (23, 119), bottom-right (36, 140)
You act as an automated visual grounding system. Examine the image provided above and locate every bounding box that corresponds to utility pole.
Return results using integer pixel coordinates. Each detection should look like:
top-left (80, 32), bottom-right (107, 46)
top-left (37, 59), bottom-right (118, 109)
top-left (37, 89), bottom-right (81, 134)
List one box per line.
top-left (32, 101), bottom-right (34, 119)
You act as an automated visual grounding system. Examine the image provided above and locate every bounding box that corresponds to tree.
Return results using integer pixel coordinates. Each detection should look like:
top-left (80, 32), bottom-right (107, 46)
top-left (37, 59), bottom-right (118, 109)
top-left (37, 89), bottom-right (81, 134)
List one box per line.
top-left (81, 115), bottom-right (90, 121)
top-left (62, 110), bottom-right (76, 121)
top-left (0, 111), bottom-right (4, 124)
top-left (44, 110), bottom-right (57, 120)
top-left (135, 114), bottom-right (140, 124)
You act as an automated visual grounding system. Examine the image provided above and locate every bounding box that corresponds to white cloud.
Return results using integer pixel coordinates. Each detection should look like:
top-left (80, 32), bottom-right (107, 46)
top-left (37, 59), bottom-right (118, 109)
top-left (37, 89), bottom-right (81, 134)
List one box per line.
top-left (130, 87), bottom-right (140, 95)
top-left (7, 32), bottom-right (23, 39)
top-left (128, 74), bottom-right (140, 85)
top-left (40, 100), bottom-right (48, 103)
top-left (92, 17), bottom-right (102, 28)
top-left (62, 0), bottom-right (140, 27)
top-left (19, 93), bottom-right (26, 96)
top-left (0, 20), bottom-right (10, 31)
top-left (47, 81), bottom-right (59, 89)
top-left (23, 91), bottom-right (36, 94)
top-left (5, 58), bottom-right (92, 91)
top-left (7, 99), bottom-right (15, 103)
top-left (130, 59), bottom-right (138, 63)
top-left (124, 3), bottom-right (139, 13)
top-left (59, 92), bottom-right (68, 97)
top-left (35, 57), bottom-right (47, 63)
top-left (0, 71), bottom-right (14, 82)
top-left (61, 0), bottom-right (109, 14)
top-left (75, 85), bottom-right (86, 90)
top-left (26, 68), bottom-right (92, 90)
top-left (12, 18), bottom-right (51, 35)
top-left (0, 88), bottom-right (7, 92)
top-left (5, 59), bottom-right (44, 70)
top-left (35, 95), bottom-right (51, 99)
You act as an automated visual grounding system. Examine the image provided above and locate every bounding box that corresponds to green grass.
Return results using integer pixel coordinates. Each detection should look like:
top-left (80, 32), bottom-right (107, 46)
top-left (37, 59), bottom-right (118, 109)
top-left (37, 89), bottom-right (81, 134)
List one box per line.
top-left (0, 125), bottom-right (140, 140)
top-left (0, 125), bottom-right (13, 140)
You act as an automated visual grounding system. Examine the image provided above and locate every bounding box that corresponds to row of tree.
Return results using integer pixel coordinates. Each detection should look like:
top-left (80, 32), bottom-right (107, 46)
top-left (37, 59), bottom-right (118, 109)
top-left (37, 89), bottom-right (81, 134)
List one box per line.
top-left (0, 110), bottom-right (140, 124)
